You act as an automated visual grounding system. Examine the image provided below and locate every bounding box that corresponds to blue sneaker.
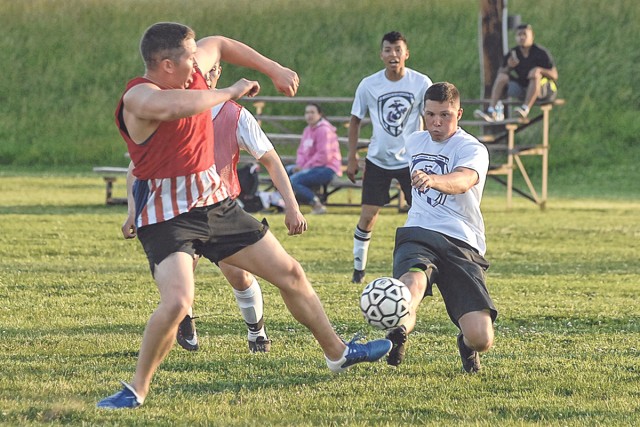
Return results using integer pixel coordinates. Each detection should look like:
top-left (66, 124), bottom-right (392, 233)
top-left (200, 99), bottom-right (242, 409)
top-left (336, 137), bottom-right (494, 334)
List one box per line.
top-left (96, 381), bottom-right (143, 409)
top-left (326, 334), bottom-right (392, 373)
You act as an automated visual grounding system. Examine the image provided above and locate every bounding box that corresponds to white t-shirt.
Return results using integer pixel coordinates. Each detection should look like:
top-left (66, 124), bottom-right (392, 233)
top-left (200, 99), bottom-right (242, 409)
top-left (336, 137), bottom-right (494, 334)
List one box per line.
top-left (404, 128), bottom-right (489, 255)
top-left (351, 68), bottom-right (432, 169)
top-left (212, 103), bottom-right (273, 159)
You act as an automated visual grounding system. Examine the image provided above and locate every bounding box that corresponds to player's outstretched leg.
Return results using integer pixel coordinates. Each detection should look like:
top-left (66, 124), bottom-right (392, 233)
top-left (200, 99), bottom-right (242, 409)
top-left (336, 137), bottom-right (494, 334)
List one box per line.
top-left (325, 334), bottom-right (392, 373)
top-left (223, 231), bottom-right (391, 371)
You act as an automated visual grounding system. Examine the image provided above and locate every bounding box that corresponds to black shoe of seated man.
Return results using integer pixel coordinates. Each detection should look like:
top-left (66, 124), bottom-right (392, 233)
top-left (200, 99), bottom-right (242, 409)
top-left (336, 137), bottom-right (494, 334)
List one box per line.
top-left (177, 315), bottom-right (199, 352)
top-left (386, 325), bottom-right (408, 366)
top-left (352, 269), bottom-right (365, 284)
top-left (457, 333), bottom-right (480, 373)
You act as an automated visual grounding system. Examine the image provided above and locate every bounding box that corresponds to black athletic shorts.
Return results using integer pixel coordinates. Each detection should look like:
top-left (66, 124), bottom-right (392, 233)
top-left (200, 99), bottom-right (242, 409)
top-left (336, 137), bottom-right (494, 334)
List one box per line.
top-left (392, 227), bottom-right (498, 327)
top-left (136, 198), bottom-right (268, 274)
top-left (361, 158), bottom-right (412, 207)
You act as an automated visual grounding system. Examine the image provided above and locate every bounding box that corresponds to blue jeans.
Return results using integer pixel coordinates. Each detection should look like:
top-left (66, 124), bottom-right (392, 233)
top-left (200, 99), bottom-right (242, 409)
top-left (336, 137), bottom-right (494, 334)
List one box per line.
top-left (287, 166), bottom-right (336, 204)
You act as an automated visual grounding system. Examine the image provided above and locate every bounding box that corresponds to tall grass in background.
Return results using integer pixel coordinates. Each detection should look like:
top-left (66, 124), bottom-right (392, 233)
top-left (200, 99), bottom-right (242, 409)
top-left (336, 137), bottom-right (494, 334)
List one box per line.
top-left (0, 0), bottom-right (638, 197)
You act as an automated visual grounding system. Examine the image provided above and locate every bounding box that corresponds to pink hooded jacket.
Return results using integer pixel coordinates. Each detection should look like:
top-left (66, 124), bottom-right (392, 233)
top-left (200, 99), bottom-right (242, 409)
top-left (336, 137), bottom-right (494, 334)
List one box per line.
top-left (296, 118), bottom-right (343, 176)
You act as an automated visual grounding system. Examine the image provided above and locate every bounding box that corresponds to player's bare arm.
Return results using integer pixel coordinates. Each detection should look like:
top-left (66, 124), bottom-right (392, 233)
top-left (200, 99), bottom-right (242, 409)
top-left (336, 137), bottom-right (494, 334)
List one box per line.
top-left (259, 150), bottom-right (307, 235)
top-left (411, 166), bottom-right (479, 195)
top-left (123, 79), bottom-right (260, 144)
top-left (197, 36), bottom-right (299, 97)
top-left (346, 115), bottom-right (362, 183)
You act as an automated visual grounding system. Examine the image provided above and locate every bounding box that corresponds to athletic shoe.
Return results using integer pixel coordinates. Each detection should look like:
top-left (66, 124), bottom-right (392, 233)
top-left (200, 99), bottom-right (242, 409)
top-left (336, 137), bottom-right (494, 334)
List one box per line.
top-left (96, 381), bottom-right (142, 409)
top-left (515, 106), bottom-right (529, 119)
top-left (457, 333), bottom-right (481, 373)
top-left (248, 336), bottom-right (272, 353)
top-left (473, 109), bottom-right (497, 122)
top-left (351, 269), bottom-right (365, 284)
top-left (326, 334), bottom-right (392, 373)
top-left (386, 325), bottom-right (408, 366)
top-left (177, 314), bottom-right (199, 351)
top-left (311, 204), bottom-right (327, 215)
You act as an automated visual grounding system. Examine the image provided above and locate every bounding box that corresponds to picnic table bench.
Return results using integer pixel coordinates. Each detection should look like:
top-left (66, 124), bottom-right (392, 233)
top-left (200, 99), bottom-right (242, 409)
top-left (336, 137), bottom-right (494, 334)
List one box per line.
top-left (92, 96), bottom-right (563, 210)
top-left (244, 96), bottom-right (565, 210)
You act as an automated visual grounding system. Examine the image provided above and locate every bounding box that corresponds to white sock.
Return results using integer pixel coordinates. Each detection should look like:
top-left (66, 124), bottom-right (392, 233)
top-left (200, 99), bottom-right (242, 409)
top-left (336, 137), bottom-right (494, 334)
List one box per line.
top-left (353, 226), bottom-right (372, 271)
top-left (520, 104), bottom-right (529, 112)
top-left (232, 278), bottom-right (266, 341)
top-left (324, 346), bottom-right (349, 373)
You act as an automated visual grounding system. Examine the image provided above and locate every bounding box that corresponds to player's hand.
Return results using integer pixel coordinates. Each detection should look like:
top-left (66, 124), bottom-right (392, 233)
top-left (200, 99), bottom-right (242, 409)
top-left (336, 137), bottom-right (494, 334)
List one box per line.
top-left (284, 207), bottom-right (307, 235)
top-left (231, 79), bottom-right (261, 99)
top-left (271, 66), bottom-right (300, 97)
top-left (528, 67), bottom-right (543, 80)
top-left (346, 158), bottom-right (360, 183)
top-left (121, 215), bottom-right (137, 239)
top-left (411, 170), bottom-right (432, 192)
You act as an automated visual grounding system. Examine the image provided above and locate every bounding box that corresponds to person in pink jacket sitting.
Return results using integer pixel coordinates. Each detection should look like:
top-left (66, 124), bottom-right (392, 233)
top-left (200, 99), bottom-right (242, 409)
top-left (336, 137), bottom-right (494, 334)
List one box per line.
top-left (288, 103), bottom-right (343, 214)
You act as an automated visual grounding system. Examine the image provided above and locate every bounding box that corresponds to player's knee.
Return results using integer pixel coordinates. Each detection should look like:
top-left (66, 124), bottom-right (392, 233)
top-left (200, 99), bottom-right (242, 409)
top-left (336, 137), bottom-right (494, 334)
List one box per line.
top-left (466, 329), bottom-right (494, 353)
top-left (276, 259), bottom-right (309, 292)
top-left (162, 296), bottom-right (192, 320)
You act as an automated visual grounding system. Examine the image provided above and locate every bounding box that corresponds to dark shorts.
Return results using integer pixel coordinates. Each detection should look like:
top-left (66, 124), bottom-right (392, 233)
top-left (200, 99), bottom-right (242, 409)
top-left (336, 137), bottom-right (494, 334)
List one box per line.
top-left (361, 158), bottom-right (412, 206)
top-left (392, 227), bottom-right (498, 327)
top-left (136, 198), bottom-right (268, 275)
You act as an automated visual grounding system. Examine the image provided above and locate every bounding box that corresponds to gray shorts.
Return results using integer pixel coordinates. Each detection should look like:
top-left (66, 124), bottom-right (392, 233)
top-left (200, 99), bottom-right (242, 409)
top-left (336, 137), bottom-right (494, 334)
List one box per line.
top-left (508, 79), bottom-right (558, 104)
top-left (136, 198), bottom-right (268, 275)
top-left (392, 227), bottom-right (498, 327)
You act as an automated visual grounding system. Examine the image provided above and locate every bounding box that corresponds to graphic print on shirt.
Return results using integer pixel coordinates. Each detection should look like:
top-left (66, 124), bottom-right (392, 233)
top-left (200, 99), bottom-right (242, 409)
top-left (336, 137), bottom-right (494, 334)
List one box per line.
top-left (377, 91), bottom-right (415, 137)
top-left (411, 153), bottom-right (449, 207)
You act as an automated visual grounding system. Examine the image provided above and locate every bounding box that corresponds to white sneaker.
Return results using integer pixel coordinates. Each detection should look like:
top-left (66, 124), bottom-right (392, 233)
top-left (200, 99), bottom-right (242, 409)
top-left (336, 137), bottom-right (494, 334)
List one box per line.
top-left (515, 106), bottom-right (529, 119)
top-left (311, 204), bottom-right (327, 215)
top-left (473, 109), bottom-right (496, 122)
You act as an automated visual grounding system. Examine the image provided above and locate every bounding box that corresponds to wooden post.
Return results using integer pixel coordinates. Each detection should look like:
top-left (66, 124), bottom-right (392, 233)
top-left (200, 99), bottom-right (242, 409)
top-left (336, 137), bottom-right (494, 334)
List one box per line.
top-left (479, 0), bottom-right (505, 99)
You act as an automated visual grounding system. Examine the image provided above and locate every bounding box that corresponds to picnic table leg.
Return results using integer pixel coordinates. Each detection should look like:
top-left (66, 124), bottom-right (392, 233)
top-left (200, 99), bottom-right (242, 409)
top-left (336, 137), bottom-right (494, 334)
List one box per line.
top-left (540, 104), bottom-right (551, 210)
top-left (102, 177), bottom-right (117, 205)
top-left (505, 124), bottom-right (517, 209)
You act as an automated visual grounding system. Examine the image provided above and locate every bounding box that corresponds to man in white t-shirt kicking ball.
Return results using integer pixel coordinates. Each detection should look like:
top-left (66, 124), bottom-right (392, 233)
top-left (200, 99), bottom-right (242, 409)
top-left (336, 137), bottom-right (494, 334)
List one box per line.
top-left (346, 31), bottom-right (432, 284)
top-left (386, 82), bottom-right (498, 372)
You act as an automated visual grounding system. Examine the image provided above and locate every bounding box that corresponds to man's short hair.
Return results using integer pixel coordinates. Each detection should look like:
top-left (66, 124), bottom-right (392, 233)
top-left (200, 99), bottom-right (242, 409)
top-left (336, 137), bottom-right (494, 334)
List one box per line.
top-left (424, 82), bottom-right (460, 105)
top-left (516, 23), bottom-right (533, 32)
top-left (140, 22), bottom-right (195, 68)
top-left (381, 31), bottom-right (408, 48)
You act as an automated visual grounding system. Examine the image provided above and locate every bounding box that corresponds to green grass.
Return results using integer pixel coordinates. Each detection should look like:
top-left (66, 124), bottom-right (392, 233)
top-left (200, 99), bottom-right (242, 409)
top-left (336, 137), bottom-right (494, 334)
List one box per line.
top-left (0, 175), bottom-right (639, 425)
top-left (1, 0), bottom-right (639, 198)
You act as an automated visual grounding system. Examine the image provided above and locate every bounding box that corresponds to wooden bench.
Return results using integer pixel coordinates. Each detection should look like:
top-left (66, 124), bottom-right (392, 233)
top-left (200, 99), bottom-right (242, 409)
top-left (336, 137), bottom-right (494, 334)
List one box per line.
top-left (247, 154), bottom-right (406, 210)
top-left (243, 96), bottom-right (565, 210)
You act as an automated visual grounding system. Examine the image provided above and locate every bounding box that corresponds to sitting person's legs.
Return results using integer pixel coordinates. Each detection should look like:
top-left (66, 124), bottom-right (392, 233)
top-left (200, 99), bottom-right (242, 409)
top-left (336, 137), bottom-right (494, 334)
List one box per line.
top-left (289, 167), bottom-right (335, 213)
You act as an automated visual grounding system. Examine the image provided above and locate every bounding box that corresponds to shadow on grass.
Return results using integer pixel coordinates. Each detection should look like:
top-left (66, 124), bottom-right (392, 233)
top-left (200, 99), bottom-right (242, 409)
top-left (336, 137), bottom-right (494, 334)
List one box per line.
top-left (0, 205), bottom-right (124, 215)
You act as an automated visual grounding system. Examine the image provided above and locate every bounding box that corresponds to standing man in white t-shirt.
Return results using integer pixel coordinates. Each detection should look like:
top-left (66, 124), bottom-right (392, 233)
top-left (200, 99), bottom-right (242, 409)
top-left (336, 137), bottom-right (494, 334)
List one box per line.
top-left (346, 31), bottom-right (432, 284)
top-left (385, 82), bottom-right (498, 373)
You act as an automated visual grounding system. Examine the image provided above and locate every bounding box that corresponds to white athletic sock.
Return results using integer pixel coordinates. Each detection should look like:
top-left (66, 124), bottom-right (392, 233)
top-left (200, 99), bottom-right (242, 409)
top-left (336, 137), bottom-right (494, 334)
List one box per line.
top-left (353, 226), bottom-right (372, 271)
top-left (233, 278), bottom-right (266, 341)
top-left (325, 346), bottom-right (350, 373)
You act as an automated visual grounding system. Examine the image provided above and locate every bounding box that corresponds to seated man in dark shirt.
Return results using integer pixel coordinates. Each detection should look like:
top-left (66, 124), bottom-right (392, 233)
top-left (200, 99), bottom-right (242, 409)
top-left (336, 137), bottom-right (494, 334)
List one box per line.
top-left (475, 23), bottom-right (558, 121)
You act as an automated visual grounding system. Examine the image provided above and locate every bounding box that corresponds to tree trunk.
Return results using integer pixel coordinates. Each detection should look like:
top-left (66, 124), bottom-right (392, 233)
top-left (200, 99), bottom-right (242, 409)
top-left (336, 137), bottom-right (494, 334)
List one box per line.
top-left (479, 0), bottom-right (504, 99)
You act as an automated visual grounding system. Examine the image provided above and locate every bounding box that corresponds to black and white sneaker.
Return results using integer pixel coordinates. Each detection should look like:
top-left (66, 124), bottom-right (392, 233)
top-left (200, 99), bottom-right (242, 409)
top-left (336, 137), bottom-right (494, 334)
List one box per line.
top-left (177, 314), bottom-right (199, 351)
top-left (386, 325), bottom-right (408, 367)
top-left (351, 269), bottom-right (366, 284)
top-left (248, 336), bottom-right (272, 353)
top-left (457, 333), bottom-right (480, 373)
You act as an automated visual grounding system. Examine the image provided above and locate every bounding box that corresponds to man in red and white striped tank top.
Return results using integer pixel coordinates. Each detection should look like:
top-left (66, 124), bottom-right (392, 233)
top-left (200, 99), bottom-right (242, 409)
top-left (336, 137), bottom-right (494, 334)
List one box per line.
top-left (99, 22), bottom-right (392, 410)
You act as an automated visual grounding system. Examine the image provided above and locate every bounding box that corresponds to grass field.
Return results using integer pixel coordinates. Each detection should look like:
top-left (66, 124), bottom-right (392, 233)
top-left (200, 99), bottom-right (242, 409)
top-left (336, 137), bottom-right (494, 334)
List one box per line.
top-left (0, 175), bottom-right (639, 426)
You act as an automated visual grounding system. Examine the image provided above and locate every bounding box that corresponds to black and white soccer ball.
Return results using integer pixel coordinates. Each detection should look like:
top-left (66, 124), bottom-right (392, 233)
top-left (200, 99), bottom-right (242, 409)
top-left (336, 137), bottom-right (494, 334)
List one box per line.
top-left (360, 277), bottom-right (412, 330)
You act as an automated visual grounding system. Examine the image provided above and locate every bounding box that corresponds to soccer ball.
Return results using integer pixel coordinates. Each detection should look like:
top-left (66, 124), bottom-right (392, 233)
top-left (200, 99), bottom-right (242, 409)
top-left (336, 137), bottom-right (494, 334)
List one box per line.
top-left (360, 277), bottom-right (412, 330)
